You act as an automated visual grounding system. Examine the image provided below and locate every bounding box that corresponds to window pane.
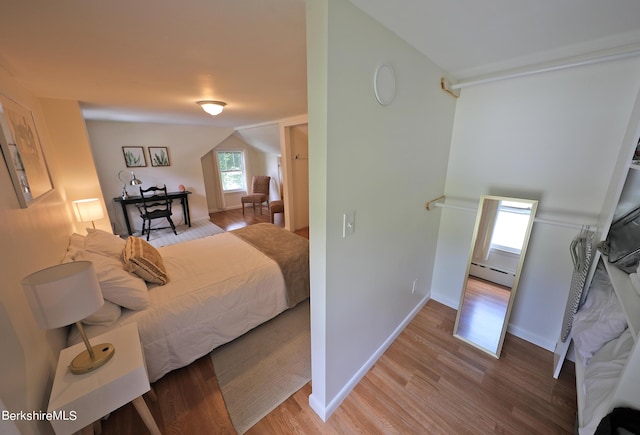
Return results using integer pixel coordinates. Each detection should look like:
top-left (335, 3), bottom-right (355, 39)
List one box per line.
top-left (491, 210), bottom-right (529, 252)
top-left (217, 151), bottom-right (245, 191)
top-left (221, 171), bottom-right (244, 190)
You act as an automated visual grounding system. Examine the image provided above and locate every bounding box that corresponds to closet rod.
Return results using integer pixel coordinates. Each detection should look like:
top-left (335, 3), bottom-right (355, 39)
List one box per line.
top-left (425, 196), bottom-right (597, 231)
top-left (450, 46), bottom-right (640, 90)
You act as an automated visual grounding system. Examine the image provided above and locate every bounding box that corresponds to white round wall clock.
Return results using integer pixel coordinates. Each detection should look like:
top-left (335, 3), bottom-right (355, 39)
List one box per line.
top-left (374, 63), bottom-right (396, 106)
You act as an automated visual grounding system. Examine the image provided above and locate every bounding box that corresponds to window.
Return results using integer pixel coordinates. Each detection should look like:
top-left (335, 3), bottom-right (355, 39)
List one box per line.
top-left (217, 151), bottom-right (246, 192)
top-left (490, 201), bottom-right (532, 254)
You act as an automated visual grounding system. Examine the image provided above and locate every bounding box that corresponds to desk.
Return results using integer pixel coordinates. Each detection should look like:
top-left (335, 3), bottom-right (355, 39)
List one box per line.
top-left (47, 323), bottom-right (160, 435)
top-left (114, 190), bottom-right (191, 235)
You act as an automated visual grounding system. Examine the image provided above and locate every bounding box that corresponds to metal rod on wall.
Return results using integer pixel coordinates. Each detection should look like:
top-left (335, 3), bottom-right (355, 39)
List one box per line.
top-left (424, 194), bottom-right (598, 231)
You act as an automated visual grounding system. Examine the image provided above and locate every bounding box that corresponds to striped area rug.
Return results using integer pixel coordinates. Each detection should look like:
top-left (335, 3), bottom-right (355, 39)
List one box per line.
top-left (210, 299), bottom-right (311, 434)
top-left (146, 219), bottom-right (225, 247)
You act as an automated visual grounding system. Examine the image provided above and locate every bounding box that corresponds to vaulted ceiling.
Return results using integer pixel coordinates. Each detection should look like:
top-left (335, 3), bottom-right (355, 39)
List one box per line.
top-left (1, 0), bottom-right (639, 129)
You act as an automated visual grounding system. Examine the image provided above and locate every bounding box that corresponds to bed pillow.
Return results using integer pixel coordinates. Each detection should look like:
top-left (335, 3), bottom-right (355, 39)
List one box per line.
top-left (85, 228), bottom-right (126, 259)
top-left (572, 265), bottom-right (627, 364)
top-left (82, 300), bottom-right (122, 326)
top-left (74, 250), bottom-right (150, 310)
top-left (62, 233), bottom-right (87, 263)
top-left (123, 236), bottom-right (168, 285)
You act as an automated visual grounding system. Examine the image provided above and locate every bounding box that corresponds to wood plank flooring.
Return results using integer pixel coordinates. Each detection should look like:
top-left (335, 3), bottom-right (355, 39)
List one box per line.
top-left (456, 276), bottom-right (511, 354)
top-left (98, 210), bottom-right (576, 434)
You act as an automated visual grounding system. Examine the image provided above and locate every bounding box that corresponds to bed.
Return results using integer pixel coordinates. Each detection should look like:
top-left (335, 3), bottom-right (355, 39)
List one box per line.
top-left (65, 223), bottom-right (309, 382)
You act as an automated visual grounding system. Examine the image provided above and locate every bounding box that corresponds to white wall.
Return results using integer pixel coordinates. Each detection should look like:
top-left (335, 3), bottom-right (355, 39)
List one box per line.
top-left (203, 132), bottom-right (280, 212)
top-left (432, 56), bottom-right (640, 350)
top-left (0, 67), bottom-right (101, 434)
top-left (85, 121), bottom-right (233, 235)
top-left (307, 0), bottom-right (456, 419)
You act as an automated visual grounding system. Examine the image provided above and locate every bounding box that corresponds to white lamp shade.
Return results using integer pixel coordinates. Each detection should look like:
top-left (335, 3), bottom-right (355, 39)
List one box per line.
top-left (22, 261), bottom-right (103, 329)
top-left (72, 198), bottom-right (104, 223)
top-left (197, 100), bottom-right (226, 116)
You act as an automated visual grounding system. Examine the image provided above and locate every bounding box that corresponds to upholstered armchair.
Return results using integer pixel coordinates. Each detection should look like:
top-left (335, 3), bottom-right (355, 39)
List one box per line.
top-left (241, 176), bottom-right (271, 215)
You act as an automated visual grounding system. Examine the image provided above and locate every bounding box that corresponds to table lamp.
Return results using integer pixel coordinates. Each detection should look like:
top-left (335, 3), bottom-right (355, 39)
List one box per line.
top-left (71, 198), bottom-right (104, 229)
top-left (22, 261), bottom-right (115, 374)
top-left (117, 170), bottom-right (143, 199)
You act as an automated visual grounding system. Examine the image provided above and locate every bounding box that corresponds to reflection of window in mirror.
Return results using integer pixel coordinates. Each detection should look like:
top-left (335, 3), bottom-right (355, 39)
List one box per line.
top-left (490, 201), bottom-right (533, 254)
top-left (454, 196), bottom-right (538, 358)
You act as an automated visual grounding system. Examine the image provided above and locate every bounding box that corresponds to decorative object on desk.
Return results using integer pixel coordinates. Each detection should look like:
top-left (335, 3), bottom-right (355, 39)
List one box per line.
top-left (122, 146), bottom-right (147, 167)
top-left (178, 184), bottom-right (186, 192)
top-left (197, 100), bottom-right (226, 116)
top-left (21, 261), bottom-right (116, 374)
top-left (72, 198), bottom-right (104, 229)
top-left (0, 95), bottom-right (53, 208)
top-left (117, 169), bottom-right (143, 199)
top-left (148, 146), bottom-right (170, 167)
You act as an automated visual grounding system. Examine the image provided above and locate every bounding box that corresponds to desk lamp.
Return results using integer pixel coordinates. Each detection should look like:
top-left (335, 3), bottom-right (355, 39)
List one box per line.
top-left (22, 261), bottom-right (115, 374)
top-left (117, 170), bottom-right (143, 199)
top-left (71, 198), bottom-right (104, 229)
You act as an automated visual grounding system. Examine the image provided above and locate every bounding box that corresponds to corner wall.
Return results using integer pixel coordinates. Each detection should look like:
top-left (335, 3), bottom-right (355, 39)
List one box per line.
top-left (0, 68), bottom-right (100, 434)
top-left (307, 0), bottom-right (456, 418)
top-left (432, 56), bottom-right (640, 350)
top-left (85, 121), bottom-right (233, 235)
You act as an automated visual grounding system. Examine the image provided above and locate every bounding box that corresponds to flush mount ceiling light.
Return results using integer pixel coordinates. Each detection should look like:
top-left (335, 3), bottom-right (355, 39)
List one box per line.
top-left (197, 100), bottom-right (227, 116)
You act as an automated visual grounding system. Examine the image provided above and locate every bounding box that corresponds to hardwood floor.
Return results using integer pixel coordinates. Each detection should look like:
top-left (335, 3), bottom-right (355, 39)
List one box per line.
top-left (99, 210), bottom-right (577, 434)
top-left (456, 276), bottom-right (511, 354)
top-left (210, 206), bottom-right (282, 231)
top-left (251, 300), bottom-right (577, 435)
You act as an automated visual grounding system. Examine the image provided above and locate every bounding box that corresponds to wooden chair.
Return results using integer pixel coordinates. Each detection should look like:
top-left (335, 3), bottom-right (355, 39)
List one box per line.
top-left (135, 185), bottom-right (177, 240)
top-left (241, 176), bottom-right (271, 215)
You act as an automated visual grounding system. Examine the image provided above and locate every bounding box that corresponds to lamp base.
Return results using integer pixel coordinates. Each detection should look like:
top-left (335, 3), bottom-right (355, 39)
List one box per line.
top-left (69, 343), bottom-right (115, 374)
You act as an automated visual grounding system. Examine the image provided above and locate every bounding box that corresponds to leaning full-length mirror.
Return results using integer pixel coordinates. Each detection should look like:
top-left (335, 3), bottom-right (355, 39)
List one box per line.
top-left (453, 195), bottom-right (538, 357)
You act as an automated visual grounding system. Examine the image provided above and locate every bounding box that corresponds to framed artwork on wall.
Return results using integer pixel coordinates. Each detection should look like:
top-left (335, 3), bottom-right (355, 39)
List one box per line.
top-left (122, 146), bottom-right (147, 167)
top-left (0, 95), bottom-right (54, 208)
top-left (149, 146), bottom-right (170, 167)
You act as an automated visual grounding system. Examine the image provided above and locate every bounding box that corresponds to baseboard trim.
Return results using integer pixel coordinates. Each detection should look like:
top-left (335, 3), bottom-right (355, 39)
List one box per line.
top-left (310, 293), bottom-right (431, 421)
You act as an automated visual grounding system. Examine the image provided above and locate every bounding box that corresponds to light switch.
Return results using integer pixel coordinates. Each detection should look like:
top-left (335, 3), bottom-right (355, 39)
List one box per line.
top-left (343, 211), bottom-right (355, 238)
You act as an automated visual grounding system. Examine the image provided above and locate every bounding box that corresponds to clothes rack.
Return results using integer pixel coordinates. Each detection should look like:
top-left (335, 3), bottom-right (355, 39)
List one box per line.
top-left (425, 195), bottom-right (598, 231)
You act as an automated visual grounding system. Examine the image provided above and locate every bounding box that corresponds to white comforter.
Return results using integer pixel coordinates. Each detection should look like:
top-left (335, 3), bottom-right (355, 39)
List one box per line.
top-left (70, 232), bottom-right (287, 382)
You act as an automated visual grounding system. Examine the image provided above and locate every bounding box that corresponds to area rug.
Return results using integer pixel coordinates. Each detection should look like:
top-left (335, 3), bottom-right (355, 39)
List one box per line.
top-left (210, 299), bottom-right (311, 434)
top-left (146, 219), bottom-right (225, 247)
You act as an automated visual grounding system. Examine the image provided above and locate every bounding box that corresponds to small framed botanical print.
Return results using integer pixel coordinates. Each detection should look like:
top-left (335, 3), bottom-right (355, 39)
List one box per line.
top-left (149, 146), bottom-right (170, 167)
top-left (122, 146), bottom-right (147, 167)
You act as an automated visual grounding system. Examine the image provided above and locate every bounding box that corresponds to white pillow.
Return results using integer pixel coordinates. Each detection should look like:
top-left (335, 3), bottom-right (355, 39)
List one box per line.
top-left (85, 228), bottom-right (126, 259)
top-left (74, 250), bottom-right (150, 310)
top-left (582, 328), bottom-right (633, 430)
top-left (82, 300), bottom-right (122, 326)
top-left (62, 233), bottom-right (87, 263)
top-left (572, 264), bottom-right (627, 364)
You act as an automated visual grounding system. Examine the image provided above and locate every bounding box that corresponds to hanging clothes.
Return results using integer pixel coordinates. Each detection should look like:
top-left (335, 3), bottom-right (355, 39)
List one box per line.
top-left (561, 227), bottom-right (595, 342)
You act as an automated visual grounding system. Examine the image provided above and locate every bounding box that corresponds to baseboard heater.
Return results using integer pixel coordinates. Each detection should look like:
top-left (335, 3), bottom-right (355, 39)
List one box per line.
top-left (469, 262), bottom-right (515, 288)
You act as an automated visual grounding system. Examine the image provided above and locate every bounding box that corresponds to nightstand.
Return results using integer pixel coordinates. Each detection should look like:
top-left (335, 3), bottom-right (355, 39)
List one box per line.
top-left (48, 322), bottom-right (160, 435)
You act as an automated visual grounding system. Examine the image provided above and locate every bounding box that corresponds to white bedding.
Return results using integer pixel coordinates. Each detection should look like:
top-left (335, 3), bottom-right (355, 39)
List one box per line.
top-left (69, 232), bottom-right (288, 382)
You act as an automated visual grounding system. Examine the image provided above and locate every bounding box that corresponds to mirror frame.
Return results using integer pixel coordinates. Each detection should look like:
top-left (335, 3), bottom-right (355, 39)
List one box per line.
top-left (453, 195), bottom-right (538, 357)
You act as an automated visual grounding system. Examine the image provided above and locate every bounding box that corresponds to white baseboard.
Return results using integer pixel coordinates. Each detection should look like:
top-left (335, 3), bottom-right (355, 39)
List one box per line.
top-left (506, 323), bottom-right (555, 352)
top-left (430, 292), bottom-right (459, 310)
top-left (309, 293), bottom-right (431, 421)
